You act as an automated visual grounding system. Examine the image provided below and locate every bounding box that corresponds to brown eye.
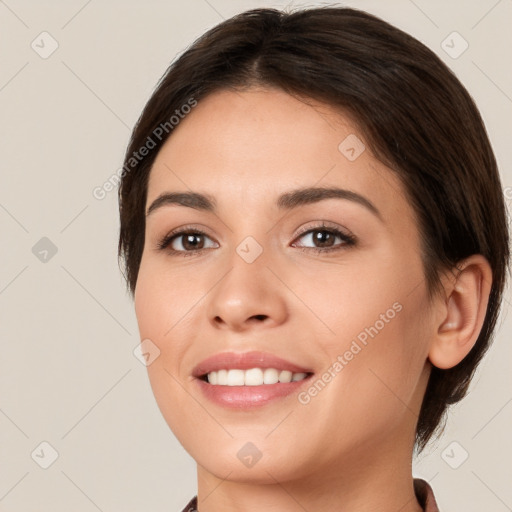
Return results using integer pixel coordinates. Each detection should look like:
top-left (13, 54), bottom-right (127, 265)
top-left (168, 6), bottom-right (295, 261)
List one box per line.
top-left (175, 233), bottom-right (206, 251)
top-left (292, 226), bottom-right (356, 253)
top-left (157, 229), bottom-right (218, 255)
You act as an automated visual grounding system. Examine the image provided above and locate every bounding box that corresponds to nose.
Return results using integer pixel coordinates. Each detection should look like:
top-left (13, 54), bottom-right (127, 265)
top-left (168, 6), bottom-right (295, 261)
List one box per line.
top-left (206, 251), bottom-right (288, 332)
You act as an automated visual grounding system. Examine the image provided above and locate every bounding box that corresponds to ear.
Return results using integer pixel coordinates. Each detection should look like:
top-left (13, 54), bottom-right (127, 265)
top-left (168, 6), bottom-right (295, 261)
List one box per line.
top-left (428, 254), bottom-right (493, 370)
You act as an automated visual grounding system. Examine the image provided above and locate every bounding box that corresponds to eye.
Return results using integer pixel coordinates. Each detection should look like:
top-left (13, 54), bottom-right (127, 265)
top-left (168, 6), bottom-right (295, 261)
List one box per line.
top-left (156, 222), bottom-right (356, 257)
top-left (291, 223), bottom-right (356, 253)
top-left (157, 226), bottom-right (218, 256)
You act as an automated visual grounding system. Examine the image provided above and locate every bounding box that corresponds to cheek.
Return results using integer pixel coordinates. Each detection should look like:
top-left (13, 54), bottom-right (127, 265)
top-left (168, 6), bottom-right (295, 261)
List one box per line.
top-left (134, 259), bottom-right (203, 446)
top-left (134, 257), bottom-right (203, 342)
top-left (352, 294), bottom-right (430, 413)
top-left (285, 250), bottom-right (404, 348)
top-left (294, 250), bottom-right (430, 417)
top-left (133, 257), bottom-right (202, 419)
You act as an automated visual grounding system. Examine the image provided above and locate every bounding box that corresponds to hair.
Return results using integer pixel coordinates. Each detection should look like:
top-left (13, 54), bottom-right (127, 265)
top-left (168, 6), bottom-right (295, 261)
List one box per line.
top-left (117, 6), bottom-right (510, 453)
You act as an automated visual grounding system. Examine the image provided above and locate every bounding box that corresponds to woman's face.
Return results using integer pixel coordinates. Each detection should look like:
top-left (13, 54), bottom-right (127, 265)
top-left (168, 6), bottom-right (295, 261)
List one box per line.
top-left (135, 87), bottom-right (435, 483)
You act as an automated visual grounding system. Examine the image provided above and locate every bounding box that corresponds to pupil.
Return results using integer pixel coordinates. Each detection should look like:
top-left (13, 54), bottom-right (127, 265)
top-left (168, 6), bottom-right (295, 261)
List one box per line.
top-left (315, 230), bottom-right (333, 247)
top-left (184, 234), bottom-right (203, 250)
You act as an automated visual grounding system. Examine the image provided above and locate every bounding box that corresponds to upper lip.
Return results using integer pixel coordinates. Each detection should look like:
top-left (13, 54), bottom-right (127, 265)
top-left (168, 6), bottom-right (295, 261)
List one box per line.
top-left (192, 351), bottom-right (314, 378)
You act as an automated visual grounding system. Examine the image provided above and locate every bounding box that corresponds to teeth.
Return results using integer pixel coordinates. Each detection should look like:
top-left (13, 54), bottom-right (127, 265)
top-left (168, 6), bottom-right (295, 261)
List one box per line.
top-left (205, 368), bottom-right (309, 386)
top-left (227, 369), bottom-right (245, 386)
top-left (263, 368), bottom-right (279, 384)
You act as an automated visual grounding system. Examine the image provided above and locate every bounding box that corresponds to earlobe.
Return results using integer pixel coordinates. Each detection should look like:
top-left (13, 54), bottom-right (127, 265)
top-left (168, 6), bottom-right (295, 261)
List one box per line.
top-left (427, 255), bottom-right (493, 370)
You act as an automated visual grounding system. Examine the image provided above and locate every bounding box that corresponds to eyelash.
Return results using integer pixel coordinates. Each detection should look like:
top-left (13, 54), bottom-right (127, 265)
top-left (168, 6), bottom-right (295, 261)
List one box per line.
top-left (156, 222), bottom-right (356, 257)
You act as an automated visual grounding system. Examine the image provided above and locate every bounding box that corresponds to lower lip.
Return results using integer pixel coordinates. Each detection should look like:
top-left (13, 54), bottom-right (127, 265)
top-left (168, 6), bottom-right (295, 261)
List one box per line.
top-left (195, 375), bottom-right (313, 408)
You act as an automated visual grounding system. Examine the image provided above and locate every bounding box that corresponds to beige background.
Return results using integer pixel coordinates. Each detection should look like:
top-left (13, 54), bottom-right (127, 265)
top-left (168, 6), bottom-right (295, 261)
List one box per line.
top-left (1, 0), bottom-right (511, 510)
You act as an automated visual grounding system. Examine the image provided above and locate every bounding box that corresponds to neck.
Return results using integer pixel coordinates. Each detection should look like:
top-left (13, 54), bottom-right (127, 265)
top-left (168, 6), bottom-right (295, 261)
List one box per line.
top-left (195, 434), bottom-right (424, 512)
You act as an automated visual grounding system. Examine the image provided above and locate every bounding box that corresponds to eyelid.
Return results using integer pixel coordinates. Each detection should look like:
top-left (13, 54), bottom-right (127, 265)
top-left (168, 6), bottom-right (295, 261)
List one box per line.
top-left (156, 221), bottom-right (356, 254)
top-left (292, 220), bottom-right (353, 239)
top-left (290, 221), bottom-right (356, 250)
top-left (155, 223), bottom-right (219, 251)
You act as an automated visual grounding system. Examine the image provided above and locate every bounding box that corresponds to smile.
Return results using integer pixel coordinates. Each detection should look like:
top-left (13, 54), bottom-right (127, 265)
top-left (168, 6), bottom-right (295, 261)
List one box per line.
top-left (203, 368), bottom-right (310, 386)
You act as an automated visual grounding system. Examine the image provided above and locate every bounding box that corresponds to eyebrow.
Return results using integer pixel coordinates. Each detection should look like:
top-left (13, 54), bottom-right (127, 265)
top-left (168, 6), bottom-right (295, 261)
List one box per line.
top-left (145, 186), bottom-right (382, 221)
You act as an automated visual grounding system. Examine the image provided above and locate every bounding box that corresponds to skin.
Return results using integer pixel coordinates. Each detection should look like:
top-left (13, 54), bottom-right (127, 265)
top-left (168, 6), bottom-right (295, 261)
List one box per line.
top-left (134, 87), bottom-right (492, 512)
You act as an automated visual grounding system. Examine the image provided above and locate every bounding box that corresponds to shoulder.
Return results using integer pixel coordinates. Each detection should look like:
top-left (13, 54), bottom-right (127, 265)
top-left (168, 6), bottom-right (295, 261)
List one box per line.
top-left (181, 483), bottom-right (439, 512)
top-left (180, 495), bottom-right (197, 512)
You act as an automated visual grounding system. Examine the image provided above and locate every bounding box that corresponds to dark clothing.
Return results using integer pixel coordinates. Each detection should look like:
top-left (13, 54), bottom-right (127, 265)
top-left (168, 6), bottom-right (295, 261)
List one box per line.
top-left (180, 477), bottom-right (439, 511)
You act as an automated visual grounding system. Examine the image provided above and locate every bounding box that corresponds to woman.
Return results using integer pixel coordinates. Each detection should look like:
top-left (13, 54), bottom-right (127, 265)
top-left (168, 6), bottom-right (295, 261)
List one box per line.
top-left (117, 7), bottom-right (509, 511)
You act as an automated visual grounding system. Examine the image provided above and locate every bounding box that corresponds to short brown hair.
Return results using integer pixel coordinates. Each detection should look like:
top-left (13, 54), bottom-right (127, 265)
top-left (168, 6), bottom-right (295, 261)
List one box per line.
top-left (117, 7), bottom-right (510, 453)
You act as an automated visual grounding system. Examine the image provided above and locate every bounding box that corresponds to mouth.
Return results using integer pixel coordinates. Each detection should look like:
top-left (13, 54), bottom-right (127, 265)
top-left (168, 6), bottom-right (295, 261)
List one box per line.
top-left (192, 351), bottom-right (315, 408)
top-left (197, 368), bottom-right (313, 385)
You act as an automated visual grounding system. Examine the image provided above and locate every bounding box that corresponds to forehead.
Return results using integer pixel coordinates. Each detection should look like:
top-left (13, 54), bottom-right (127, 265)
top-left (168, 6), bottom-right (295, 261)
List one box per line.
top-left (146, 87), bottom-right (411, 224)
